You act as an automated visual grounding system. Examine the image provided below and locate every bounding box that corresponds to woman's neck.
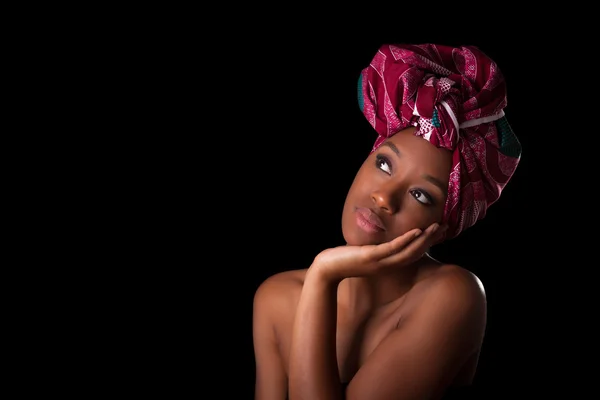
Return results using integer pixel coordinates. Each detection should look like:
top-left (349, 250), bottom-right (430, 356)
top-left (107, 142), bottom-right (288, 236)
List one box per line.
top-left (339, 256), bottom-right (430, 314)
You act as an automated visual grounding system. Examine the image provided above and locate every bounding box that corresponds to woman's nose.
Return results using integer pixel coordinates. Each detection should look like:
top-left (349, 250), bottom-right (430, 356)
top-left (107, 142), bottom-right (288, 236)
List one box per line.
top-left (371, 186), bottom-right (401, 214)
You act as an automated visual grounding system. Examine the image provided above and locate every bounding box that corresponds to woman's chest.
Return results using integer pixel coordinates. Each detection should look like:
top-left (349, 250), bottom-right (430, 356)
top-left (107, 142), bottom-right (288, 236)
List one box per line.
top-left (279, 305), bottom-right (403, 383)
top-left (335, 307), bottom-right (402, 383)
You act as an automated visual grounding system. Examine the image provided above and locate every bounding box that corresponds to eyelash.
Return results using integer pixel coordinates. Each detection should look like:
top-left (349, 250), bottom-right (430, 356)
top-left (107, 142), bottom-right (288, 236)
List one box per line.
top-left (375, 154), bottom-right (434, 206)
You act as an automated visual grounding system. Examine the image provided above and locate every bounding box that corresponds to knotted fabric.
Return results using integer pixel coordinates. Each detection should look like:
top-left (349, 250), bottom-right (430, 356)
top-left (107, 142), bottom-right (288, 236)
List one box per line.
top-left (358, 44), bottom-right (521, 240)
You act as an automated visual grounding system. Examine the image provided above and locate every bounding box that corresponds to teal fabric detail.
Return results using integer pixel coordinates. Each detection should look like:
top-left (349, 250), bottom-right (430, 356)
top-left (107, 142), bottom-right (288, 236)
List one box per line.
top-left (495, 116), bottom-right (522, 158)
top-left (432, 108), bottom-right (441, 128)
top-left (357, 75), bottom-right (364, 112)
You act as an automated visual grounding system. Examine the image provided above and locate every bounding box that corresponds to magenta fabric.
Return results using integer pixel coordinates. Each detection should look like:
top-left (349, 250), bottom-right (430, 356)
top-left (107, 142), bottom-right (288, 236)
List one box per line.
top-left (358, 44), bottom-right (521, 240)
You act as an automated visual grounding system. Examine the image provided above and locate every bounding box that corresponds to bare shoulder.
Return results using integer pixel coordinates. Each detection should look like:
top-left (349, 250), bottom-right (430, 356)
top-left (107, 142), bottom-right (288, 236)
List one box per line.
top-left (253, 269), bottom-right (308, 320)
top-left (415, 261), bottom-right (485, 300)
top-left (253, 270), bottom-right (309, 397)
top-left (435, 263), bottom-right (485, 297)
top-left (254, 268), bottom-right (308, 297)
top-left (406, 262), bottom-right (487, 328)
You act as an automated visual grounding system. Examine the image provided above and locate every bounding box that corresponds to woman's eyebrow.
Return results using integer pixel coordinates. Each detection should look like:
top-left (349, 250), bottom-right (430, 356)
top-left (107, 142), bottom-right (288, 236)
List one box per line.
top-left (423, 175), bottom-right (447, 194)
top-left (382, 142), bottom-right (401, 157)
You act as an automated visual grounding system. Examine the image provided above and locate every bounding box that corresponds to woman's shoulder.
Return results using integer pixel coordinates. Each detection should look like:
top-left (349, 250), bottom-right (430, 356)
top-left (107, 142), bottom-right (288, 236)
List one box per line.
top-left (409, 260), bottom-right (487, 312)
top-left (253, 269), bottom-right (308, 314)
top-left (256, 268), bottom-right (308, 293)
top-left (401, 261), bottom-right (488, 350)
top-left (419, 256), bottom-right (485, 293)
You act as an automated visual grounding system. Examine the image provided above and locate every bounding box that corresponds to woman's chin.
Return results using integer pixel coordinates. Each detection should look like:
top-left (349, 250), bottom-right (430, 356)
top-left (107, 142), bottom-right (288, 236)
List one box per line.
top-left (342, 228), bottom-right (385, 246)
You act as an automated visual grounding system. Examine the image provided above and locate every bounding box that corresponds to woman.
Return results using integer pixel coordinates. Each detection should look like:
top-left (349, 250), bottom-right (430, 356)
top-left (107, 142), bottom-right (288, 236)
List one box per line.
top-left (253, 43), bottom-right (521, 400)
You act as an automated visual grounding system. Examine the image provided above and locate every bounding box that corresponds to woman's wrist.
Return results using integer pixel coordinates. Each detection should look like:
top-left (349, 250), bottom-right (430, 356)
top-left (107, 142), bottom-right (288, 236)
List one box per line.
top-left (306, 261), bottom-right (343, 287)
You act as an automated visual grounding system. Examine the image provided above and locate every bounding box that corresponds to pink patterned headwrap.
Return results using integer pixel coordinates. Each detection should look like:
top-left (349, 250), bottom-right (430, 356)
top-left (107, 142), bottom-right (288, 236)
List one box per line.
top-left (358, 44), bottom-right (521, 240)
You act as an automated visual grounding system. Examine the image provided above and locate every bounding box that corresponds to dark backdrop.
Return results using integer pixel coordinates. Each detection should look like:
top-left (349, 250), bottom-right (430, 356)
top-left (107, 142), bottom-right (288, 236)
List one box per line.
top-left (104, 16), bottom-right (590, 399)
top-left (33, 5), bottom-right (597, 398)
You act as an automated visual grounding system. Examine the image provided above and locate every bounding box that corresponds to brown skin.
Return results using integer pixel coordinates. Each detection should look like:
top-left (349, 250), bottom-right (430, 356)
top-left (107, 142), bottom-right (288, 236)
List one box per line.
top-left (253, 128), bottom-right (487, 400)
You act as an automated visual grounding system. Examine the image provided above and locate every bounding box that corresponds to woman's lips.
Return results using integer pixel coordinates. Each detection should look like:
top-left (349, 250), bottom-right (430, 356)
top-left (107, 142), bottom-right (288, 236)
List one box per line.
top-left (355, 207), bottom-right (385, 233)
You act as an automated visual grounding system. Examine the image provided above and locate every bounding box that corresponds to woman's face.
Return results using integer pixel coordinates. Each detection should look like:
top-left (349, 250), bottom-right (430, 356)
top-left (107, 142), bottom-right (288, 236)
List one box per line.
top-left (341, 127), bottom-right (453, 246)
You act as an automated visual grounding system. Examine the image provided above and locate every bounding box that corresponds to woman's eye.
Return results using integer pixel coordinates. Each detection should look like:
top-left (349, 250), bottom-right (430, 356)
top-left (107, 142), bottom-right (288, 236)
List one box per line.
top-left (411, 190), bottom-right (432, 205)
top-left (376, 155), bottom-right (391, 174)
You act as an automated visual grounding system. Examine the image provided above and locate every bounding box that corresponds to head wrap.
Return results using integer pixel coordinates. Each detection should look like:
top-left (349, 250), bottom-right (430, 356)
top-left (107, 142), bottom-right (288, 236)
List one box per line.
top-left (358, 43), bottom-right (521, 240)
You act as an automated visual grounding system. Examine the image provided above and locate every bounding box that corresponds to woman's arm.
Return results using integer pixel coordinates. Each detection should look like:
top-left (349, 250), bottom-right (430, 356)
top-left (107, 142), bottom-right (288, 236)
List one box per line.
top-left (288, 267), bottom-right (343, 400)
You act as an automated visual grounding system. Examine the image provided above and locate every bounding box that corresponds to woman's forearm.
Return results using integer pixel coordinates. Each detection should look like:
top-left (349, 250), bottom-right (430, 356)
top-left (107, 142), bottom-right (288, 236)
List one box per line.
top-left (288, 267), bottom-right (343, 400)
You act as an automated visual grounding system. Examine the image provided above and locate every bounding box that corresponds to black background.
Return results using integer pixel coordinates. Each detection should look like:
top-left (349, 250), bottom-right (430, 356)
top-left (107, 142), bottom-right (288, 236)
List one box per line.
top-left (84, 11), bottom-right (593, 399)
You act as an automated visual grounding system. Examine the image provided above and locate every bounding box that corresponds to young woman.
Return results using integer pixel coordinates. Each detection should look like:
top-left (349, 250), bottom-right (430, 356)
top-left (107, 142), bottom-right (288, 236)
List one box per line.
top-left (253, 43), bottom-right (522, 400)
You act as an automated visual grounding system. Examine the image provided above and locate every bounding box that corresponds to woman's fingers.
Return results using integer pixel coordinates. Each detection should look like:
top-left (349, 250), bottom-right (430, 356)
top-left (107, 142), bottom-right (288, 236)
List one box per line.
top-left (369, 228), bottom-right (423, 261)
top-left (375, 223), bottom-right (448, 266)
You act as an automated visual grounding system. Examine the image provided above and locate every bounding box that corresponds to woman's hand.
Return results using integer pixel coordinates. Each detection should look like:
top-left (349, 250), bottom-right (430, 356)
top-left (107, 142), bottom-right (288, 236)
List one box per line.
top-left (312, 222), bottom-right (447, 283)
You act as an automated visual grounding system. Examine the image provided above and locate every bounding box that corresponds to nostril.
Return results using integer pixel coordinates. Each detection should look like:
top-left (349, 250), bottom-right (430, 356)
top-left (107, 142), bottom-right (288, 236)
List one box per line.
top-left (372, 192), bottom-right (396, 214)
